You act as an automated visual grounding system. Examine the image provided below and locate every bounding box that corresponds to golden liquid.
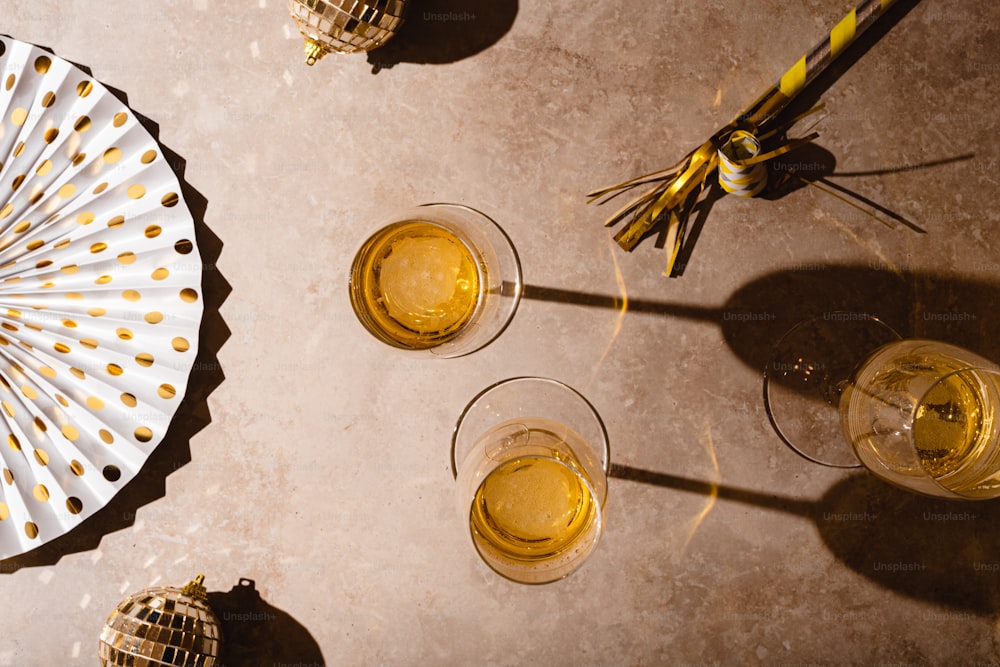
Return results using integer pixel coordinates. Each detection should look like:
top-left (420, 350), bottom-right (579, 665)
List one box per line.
top-left (470, 455), bottom-right (598, 563)
top-left (844, 342), bottom-right (1000, 497)
top-left (350, 220), bottom-right (482, 349)
top-left (913, 370), bottom-right (991, 482)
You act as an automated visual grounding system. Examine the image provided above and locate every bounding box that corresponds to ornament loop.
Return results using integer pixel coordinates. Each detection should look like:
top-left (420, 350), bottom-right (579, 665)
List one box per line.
top-left (181, 573), bottom-right (209, 601)
top-left (303, 39), bottom-right (329, 66)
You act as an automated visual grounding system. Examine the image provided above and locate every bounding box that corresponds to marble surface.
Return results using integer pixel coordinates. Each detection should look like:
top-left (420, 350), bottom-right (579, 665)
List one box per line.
top-left (3, 0), bottom-right (1000, 664)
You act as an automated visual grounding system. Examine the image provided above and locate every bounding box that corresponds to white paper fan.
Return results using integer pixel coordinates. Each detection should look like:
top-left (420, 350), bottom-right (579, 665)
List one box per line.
top-left (0, 37), bottom-right (204, 559)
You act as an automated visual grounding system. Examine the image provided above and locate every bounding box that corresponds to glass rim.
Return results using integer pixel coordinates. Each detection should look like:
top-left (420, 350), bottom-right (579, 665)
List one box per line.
top-left (418, 202), bottom-right (524, 300)
top-left (450, 376), bottom-right (611, 482)
top-left (916, 365), bottom-right (1000, 406)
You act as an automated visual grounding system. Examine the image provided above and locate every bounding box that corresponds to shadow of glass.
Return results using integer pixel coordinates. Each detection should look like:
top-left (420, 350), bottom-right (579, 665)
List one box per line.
top-left (0, 99), bottom-right (231, 573)
top-left (523, 263), bottom-right (1000, 392)
top-left (612, 463), bottom-right (1000, 614)
top-left (208, 578), bottom-right (325, 667)
top-left (366, 0), bottom-right (518, 72)
top-left (720, 265), bottom-right (1000, 382)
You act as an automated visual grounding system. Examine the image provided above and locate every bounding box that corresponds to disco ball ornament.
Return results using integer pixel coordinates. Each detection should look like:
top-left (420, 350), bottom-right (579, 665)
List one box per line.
top-left (287, 0), bottom-right (408, 65)
top-left (98, 574), bottom-right (223, 667)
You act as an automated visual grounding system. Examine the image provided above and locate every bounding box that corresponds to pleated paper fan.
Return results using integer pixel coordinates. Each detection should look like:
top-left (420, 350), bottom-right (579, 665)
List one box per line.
top-left (0, 37), bottom-right (203, 559)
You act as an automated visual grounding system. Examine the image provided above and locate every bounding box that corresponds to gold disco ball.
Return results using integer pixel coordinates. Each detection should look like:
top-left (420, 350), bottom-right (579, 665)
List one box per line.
top-left (287, 0), bottom-right (408, 65)
top-left (98, 575), bottom-right (223, 667)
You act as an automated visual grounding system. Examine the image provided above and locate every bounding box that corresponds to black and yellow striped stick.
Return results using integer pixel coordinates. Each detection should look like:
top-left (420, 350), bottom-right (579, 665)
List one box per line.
top-left (590, 0), bottom-right (901, 276)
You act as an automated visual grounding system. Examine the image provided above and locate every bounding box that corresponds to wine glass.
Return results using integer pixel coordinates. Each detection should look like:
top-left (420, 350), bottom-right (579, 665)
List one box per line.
top-left (452, 377), bottom-right (609, 584)
top-left (348, 203), bottom-right (522, 358)
top-left (766, 316), bottom-right (1000, 499)
top-left (764, 313), bottom-right (902, 467)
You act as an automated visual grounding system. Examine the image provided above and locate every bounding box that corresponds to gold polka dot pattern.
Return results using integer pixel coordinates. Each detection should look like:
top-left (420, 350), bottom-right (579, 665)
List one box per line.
top-left (0, 38), bottom-right (203, 559)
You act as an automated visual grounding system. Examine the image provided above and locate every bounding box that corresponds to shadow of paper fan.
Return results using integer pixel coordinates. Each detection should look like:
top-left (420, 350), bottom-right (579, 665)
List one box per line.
top-left (0, 37), bottom-right (204, 559)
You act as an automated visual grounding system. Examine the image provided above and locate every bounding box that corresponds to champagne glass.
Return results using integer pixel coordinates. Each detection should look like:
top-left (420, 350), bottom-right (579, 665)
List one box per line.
top-left (348, 203), bottom-right (522, 358)
top-left (452, 377), bottom-right (609, 584)
top-left (766, 317), bottom-right (1000, 500)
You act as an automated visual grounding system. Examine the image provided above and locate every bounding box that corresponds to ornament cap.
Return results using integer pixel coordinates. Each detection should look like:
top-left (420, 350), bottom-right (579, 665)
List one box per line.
top-left (181, 574), bottom-right (209, 601)
top-left (303, 39), bottom-right (329, 66)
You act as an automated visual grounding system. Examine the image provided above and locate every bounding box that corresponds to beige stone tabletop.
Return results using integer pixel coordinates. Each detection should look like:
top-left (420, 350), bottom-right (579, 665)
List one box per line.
top-left (2, 0), bottom-right (1000, 664)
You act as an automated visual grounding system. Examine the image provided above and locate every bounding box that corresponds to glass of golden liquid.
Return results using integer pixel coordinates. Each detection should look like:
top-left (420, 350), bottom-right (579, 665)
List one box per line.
top-left (349, 203), bottom-right (521, 358)
top-left (766, 318), bottom-right (1000, 499)
top-left (841, 341), bottom-right (1000, 499)
top-left (452, 377), bottom-right (609, 584)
